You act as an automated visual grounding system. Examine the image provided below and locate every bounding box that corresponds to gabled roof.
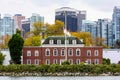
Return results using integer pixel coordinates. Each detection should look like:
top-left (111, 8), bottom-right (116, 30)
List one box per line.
top-left (42, 36), bottom-right (83, 45)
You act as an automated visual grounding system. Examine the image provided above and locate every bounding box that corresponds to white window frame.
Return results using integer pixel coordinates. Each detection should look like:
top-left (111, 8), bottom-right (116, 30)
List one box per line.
top-left (65, 40), bottom-right (69, 44)
top-left (72, 40), bottom-right (76, 45)
top-left (27, 50), bottom-right (31, 56)
top-left (61, 48), bottom-right (65, 56)
top-left (27, 59), bottom-right (31, 64)
top-left (76, 48), bottom-right (81, 56)
top-left (49, 40), bottom-right (53, 44)
top-left (69, 59), bottom-right (73, 64)
top-left (45, 48), bottom-right (50, 56)
top-left (68, 48), bottom-right (73, 56)
top-left (87, 50), bottom-right (91, 56)
top-left (53, 59), bottom-right (58, 64)
top-left (53, 48), bottom-right (58, 56)
top-left (86, 59), bottom-right (91, 64)
top-left (35, 50), bottom-right (39, 56)
top-left (76, 59), bottom-right (80, 65)
top-left (46, 59), bottom-right (50, 65)
top-left (57, 40), bottom-right (61, 44)
top-left (94, 50), bottom-right (99, 56)
top-left (34, 59), bottom-right (39, 65)
top-left (94, 59), bottom-right (99, 64)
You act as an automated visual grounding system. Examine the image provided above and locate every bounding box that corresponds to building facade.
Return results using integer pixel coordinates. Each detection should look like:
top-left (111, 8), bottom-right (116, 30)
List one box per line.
top-left (23, 36), bottom-right (103, 65)
top-left (55, 7), bottom-right (86, 32)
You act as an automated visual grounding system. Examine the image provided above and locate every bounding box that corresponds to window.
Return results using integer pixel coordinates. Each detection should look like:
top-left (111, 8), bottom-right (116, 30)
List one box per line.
top-left (65, 40), bottom-right (69, 44)
top-left (46, 59), bottom-right (50, 65)
top-left (61, 48), bottom-right (65, 56)
top-left (86, 59), bottom-right (91, 64)
top-left (57, 40), bottom-right (61, 44)
top-left (94, 59), bottom-right (99, 64)
top-left (69, 59), bottom-right (73, 64)
top-left (76, 59), bottom-right (80, 65)
top-left (94, 50), bottom-right (99, 56)
top-left (53, 59), bottom-right (57, 64)
top-left (87, 50), bottom-right (91, 56)
top-left (27, 59), bottom-right (31, 64)
top-left (35, 50), bottom-right (39, 56)
top-left (72, 40), bottom-right (76, 45)
top-left (68, 48), bottom-right (73, 56)
top-left (27, 51), bottom-right (31, 56)
top-left (45, 48), bottom-right (50, 56)
top-left (76, 48), bottom-right (81, 56)
top-left (53, 48), bottom-right (58, 56)
top-left (34, 59), bottom-right (39, 65)
top-left (49, 40), bottom-right (53, 44)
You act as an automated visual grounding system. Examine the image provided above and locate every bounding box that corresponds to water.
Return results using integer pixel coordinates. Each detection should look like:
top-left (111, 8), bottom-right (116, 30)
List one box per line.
top-left (0, 76), bottom-right (120, 80)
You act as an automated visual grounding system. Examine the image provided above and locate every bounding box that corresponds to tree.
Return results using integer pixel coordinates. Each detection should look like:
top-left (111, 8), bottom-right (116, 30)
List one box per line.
top-left (24, 36), bottom-right (41, 46)
top-left (46, 20), bottom-right (64, 36)
top-left (0, 51), bottom-right (6, 65)
top-left (102, 58), bottom-right (111, 65)
top-left (8, 34), bottom-right (24, 64)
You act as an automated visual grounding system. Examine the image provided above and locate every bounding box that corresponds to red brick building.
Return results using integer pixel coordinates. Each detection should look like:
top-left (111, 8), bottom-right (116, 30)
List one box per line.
top-left (23, 36), bottom-right (103, 65)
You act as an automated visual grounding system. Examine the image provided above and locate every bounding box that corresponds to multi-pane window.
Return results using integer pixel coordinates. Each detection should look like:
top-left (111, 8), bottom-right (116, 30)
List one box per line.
top-left (72, 40), bottom-right (76, 45)
top-left (46, 59), bottom-right (50, 65)
top-left (94, 50), bottom-right (99, 56)
top-left (27, 59), bottom-right (31, 64)
top-left (35, 50), bottom-right (39, 56)
top-left (53, 48), bottom-right (58, 56)
top-left (86, 59), bottom-right (91, 64)
top-left (68, 48), bottom-right (73, 56)
top-left (34, 59), bottom-right (39, 65)
top-left (69, 59), bottom-right (73, 64)
top-left (49, 40), bottom-right (53, 44)
top-left (94, 59), bottom-right (99, 64)
top-left (61, 48), bottom-right (65, 56)
top-left (87, 50), bottom-right (91, 56)
top-left (53, 59), bottom-right (57, 64)
top-left (27, 50), bottom-right (31, 56)
top-left (57, 40), bottom-right (61, 44)
top-left (76, 48), bottom-right (81, 56)
top-left (45, 48), bottom-right (50, 56)
top-left (76, 59), bottom-right (80, 65)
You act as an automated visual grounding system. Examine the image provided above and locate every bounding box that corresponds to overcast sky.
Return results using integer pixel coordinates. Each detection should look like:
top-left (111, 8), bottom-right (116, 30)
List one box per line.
top-left (0, 0), bottom-right (119, 24)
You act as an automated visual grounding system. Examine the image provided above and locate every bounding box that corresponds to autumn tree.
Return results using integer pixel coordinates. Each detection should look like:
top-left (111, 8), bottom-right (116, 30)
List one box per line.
top-left (8, 34), bottom-right (24, 64)
top-left (46, 20), bottom-right (64, 36)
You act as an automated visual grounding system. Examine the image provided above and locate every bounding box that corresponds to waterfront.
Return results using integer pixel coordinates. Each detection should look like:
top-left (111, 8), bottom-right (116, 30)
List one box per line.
top-left (0, 76), bottom-right (120, 80)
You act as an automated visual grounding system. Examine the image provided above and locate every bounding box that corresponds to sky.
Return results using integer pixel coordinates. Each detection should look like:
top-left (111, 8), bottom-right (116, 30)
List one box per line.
top-left (0, 0), bottom-right (120, 24)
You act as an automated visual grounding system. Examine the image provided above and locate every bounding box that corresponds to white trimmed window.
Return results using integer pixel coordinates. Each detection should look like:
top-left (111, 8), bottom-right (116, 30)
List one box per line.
top-left (27, 50), bottom-right (31, 56)
top-left (76, 48), bottom-right (81, 56)
top-left (94, 59), bottom-right (99, 64)
top-left (69, 59), bottom-right (73, 64)
top-left (34, 59), bottom-right (39, 65)
top-left (27, 59), bottom-right (31, 64)
top-left (46, 59), bottom-right (50, 65)
top-left (68, 48), bottom-right (73, 56)
top-left (45, 48), bottom-right (50, 56)
top-left (53, 59), bottom-right (58, 64)
top-left (72, 40), bottom-right (76, 45)
top-left (76, 59), bottom-right (80, 65)
top-left (65, 40), bottom-right (69, 44)
top-left (61, 48), bottom-right (65, 56)
top-left (87, 50), bottom-right (91, 56)
top-left (35, 50), bottom-right (39, 56)
top-left (49, 40), bottom-right (53, 44)
top-left (94, 50), bottom-right (99, 56)
top-left (57, 40), bottom-right (61, 44)
top-left (53, 48), bottom-right (58, 56)
top-left (86, 59), bottom-right (91, 64)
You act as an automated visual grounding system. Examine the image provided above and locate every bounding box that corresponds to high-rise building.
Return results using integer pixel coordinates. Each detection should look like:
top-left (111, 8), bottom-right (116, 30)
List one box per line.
top-left (0, 14), bottom-right (16, 37)
top-left (112, 6), bottom-right (120, 43)
top-left (13, 14), bottom-right (25, 30)
top-left (82, 20), bottom-right (97, 38)
top-left (55, 7), bottom-right (86, 32)
top-left (30, 13), bottom-right (44, 31)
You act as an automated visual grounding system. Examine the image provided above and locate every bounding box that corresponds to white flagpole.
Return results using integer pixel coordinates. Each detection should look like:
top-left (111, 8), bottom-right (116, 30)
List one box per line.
top-left (65, 11), bottom-right (67, 61)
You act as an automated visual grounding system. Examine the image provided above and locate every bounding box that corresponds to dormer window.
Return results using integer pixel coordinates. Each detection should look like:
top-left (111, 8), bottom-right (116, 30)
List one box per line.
top-left (49, 40), bottom-right (53, 44)
top-left (57, 40), bottom-right (61, 44)
top-left (72, 40), bottom-right (76, 44)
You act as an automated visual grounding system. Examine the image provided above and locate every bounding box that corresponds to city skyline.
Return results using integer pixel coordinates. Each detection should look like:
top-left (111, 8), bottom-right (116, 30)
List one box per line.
top-left (0, 0), bottom-right (119, 24)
